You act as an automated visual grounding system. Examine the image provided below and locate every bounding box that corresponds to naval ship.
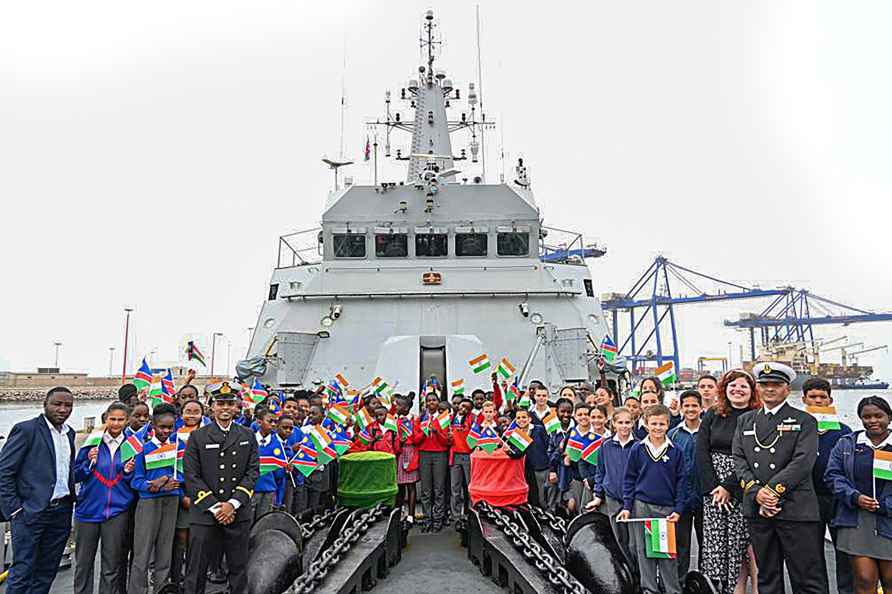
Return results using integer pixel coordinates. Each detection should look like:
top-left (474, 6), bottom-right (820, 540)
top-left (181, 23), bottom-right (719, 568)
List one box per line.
top-left (243, 10), bottom-right (610, 403)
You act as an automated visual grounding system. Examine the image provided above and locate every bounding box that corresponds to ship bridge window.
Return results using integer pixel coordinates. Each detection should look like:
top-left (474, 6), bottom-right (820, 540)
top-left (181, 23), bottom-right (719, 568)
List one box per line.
top-left (497, 231), bottom-right (530, 256)
top-left (375, 233), bottom-right (408, 257)
top-left (455, 233), bottom-right (488, 257)
top-left (333, 234), bottom-right (366, 258)
top-left (415, 233), bottom-right (448, 257)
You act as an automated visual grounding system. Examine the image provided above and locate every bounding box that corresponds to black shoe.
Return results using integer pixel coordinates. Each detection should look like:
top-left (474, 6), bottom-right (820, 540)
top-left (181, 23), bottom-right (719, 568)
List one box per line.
top-left (207, 569), bottom-right (228, 584)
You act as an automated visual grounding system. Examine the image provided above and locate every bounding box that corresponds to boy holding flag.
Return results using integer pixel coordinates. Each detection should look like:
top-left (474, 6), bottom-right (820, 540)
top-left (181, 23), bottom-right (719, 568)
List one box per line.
top-left (254, 409), bottom-right (287, 519)
top-left (617, 404), bottom-right (687, 594)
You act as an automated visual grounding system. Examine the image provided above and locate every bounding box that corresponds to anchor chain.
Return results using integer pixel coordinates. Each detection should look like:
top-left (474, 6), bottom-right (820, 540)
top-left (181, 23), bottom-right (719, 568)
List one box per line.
top-left (300, 507), bottom-right (341, 540)
top-left (291, 504), bottom-right (388, 593)
top-left (478, 502), bottom-right (586, 594)
top-left (528, 506), bottom-right (568, 540)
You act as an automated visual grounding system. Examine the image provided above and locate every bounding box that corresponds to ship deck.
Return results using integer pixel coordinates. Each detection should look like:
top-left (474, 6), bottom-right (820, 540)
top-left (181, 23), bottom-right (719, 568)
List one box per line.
top-left (32, 526), bottom-right (840, 593)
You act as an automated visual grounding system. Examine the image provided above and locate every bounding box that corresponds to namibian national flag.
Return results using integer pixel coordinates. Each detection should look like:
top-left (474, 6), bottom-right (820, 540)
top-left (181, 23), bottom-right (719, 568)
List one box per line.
top-left (466, 425), bottom-right (482, 449)
top-left (161, 369), bottom-right (176, 397)
top-left (398, 417), bottom-right (413, 440)
top-left (133, 358), bottom-right (153, 391)
top-left (290, 444), bottom-right (318, 478)
top-left (330, 428), bottom-right (352, 456)
top-left (186, 341), bottom-right (206, 367)
top-left (120, 434), bottom-right (144, 462)
top-left (250, 379), bottom-right (269, 403)
top-left (475, 427), bottom-right (501, 454)
top-left (581, 435), bottom-right (605, 465)
top-left (600, 335), bottom-right (618, 362)
top-left (507, 384), bottom-right (523, 403)
top-left (565, 429), bottom-right (586, 462)
top-left (260, 454), bottom-right (289, 475)
top-left (356, 427), bottom-right (373, 446)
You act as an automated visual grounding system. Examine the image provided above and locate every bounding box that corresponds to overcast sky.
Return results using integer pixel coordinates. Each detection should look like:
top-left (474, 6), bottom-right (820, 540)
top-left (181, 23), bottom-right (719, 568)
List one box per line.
top-left (2, 1), bottom-right (890, 380)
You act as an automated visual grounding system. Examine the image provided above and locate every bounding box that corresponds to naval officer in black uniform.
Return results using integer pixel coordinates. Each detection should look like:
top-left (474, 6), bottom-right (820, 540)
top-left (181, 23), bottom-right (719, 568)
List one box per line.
top-left (183, 382), bottom-right (259, 594)
top-left (732, 362), bottom-right (828, 594)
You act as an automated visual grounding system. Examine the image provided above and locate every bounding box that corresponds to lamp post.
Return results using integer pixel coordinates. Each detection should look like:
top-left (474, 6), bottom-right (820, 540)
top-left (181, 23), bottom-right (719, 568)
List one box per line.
top-left (210, 332), bottom-right (223, 377)
top-left (53, 341), bottom-right (62, 369)
top-left (121, 307), bottom-right (134, 384)
top-left (108, 347), bottom-right (115, 377)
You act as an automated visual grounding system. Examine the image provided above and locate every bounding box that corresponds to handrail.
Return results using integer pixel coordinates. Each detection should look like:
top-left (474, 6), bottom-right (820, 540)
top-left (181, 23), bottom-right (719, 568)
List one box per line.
top-left (277, 228), bottom-right (323, 268)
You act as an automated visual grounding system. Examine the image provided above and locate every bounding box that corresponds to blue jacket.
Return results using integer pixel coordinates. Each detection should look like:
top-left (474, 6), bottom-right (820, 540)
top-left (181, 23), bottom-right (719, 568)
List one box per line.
top-left (255, 433), bottom-right (287, 505)
top-left (131, 436), bottom-right (183, 499)
top-left (285, 428), bottom-right (305, 487)
top-left (73, 438), bottom-right (135, 523)
top-left (668, 423), bottom-right (701, 514)
top-left (824, 431), bottom-right (892, 539)
top-left (593, 435), bottom-right (637, 502)
top-left (0, 415), bottom-right (76, 519)
top-left (523, 423), bottom-right (551, 472)
top-left (815, 424), bottom-right (852, 496)
top-left (622, 439), bottom-right (687, 514)
top-left (550, 429), bottom-right (598, 491)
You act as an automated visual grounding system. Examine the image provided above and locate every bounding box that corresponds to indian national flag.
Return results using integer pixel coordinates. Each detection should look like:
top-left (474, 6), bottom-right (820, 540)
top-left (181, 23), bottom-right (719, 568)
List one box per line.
top-left (335, 373), bottom-right (350, 390)
top-left (80, 428), bottom-right (105, 450)
top-left (469, 353), bottom-right (491, 375)
top-left (327, 404), bottom-right (350, 426)
top-left (382, 413), bottom-right (399, 434)
top-left (145, 442), bottom-right (177, 470)
top-left (496, 357), bottom-right (516, 380)
top-left (506, 429), bottom-right (533, 453)
top-left (644, 519), bottom-right (677, 559)
top-left (377, 392), bottom-right (393, 410)
top-left (600, 335), bottom-right (618, 362)
top-left (371, 376), bottom-right (389, 395)
top-left (806, 405), bottom-right (841, 431)
top-left (451, 378), bottom-right (465, 396)
top-left (120, 434), bottom-right (144, 462)
top-left (582, 436), bottom-right (605, 465)
top-left (542, 411), bottom-right (561, 434)
top-left (873, 449), bottom-right (892, 482)
top-left (354, 407), bottom-right (374, 431)
top-left (655, 361), bottom-right (677, 387)
top-left (307, 426), bottom-right (338, 463)
top-left (436, 410), bottom-right (452, 430)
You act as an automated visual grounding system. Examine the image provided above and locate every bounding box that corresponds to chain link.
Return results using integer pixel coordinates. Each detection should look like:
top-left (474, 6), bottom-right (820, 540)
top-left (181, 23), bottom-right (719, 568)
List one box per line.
top-left (291, 503), bottom-right (388, 593)
top-left (528, 506), bottom-right (568, 540)
top-left (300, 507), bottom-right (341, 540)
top-left (477, 502), bottom-right (586, 594)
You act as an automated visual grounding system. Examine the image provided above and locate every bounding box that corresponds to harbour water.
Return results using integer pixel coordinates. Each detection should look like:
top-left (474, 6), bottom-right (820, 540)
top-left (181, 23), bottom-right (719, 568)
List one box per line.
top-left (1, 389), bottom-right (889, 439)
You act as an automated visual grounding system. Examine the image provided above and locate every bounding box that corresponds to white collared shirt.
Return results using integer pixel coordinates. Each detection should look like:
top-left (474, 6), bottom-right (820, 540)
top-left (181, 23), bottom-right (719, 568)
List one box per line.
top-left (256, 432), bottom-right (271, 447)
top-left (679, 421), bottom-right (700, 436)
top-left (216, 420), bottom-right (234, 433)
top-left (44, 416), bottom-right (72, 500)
top-left (613, 433), bottom-right (634, 447)
top-left (763, 402), bottom-right (785, 416)
top-left (642, 435), bottom-right (672, 459)
top-left (102, 431), bottom-right (124, 458)
top-left (857, 431), bottom-right (892, 450)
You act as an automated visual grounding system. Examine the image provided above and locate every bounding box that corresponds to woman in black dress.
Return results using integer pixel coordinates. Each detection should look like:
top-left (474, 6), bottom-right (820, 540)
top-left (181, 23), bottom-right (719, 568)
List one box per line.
top-left (695, 369), bottom-right (761, 594)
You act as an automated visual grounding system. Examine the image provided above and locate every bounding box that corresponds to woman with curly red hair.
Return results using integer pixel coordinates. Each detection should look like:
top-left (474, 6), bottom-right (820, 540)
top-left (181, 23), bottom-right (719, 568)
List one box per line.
top-left (695, 370), bottom-right (761, 594)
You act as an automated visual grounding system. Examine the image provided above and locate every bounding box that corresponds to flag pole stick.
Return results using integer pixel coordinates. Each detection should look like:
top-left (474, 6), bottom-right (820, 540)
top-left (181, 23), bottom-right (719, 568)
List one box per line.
top-left (617, 517), bottom-right (678, 523)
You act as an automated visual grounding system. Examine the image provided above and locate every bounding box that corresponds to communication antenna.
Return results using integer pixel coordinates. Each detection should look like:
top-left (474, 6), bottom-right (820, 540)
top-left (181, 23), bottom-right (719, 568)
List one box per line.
top-left (339, 31), bottom-right (347, 160)
top-left (475, 5), bottom-right (486, 182)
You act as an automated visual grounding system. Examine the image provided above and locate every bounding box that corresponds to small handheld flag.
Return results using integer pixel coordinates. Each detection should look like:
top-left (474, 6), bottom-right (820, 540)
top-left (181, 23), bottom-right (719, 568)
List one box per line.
top-left (133, 358), bottom-right (153, 391)
top-left (581, 436), bottom-right (605, 465)
top-left (506, 429), bottom-right (533, 453)
top-left (354, 407), bottom-right (374, 431)
top-left (364, 136), bottom-right (371, 161)
top-left (383, 413), bottom-right (399, 434)
top-left (145, 442), bottom-right (177, 471)
top-left (644, 519), bottom-right (677, 559)
top-left (806, 405), bottom-right (842, 431)
top-left (466, 425), bottom-right (481, 449)
top-left (600, 335), bottom-right (618, 362)
top-left (436, 410), bottom-right (452, 430)
top-left (120, 434), bottom-right (144, 462)
top-left (291, 441), bottom-right (319, 477)
top-left (186, 341), bottom-right (207, 367)
top-left (468, 354), bottom-right (491, 375)
top-left (399, 417), bottom-right (413, 440)
top-left (565, 429), bottom-right (585, 462)
top-left (655, 361), bottom-right (677, 388)
top-left (327, 404), bottom-right (350, 427)
top-left (496, 357), bottom-right (516, 380)
top-left (541, 411), bottom-right (561, 434)
top-left (80, 427), bottom-right (105, 450)
top-left (873, 449), bottom-right (892, 482)
top-left (250, 379), bottom-right (269, 404)
top-left (451, 378), bottom-right (465, 396)
top-left (335, 373), bottom-right (350, 390)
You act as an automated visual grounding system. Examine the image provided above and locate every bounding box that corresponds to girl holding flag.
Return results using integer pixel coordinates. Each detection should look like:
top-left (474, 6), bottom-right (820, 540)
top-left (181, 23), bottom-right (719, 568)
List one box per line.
top-left (415, 391), bottom-right (452, 532)
top-left (171, 399), bottom-right (203, 589)
top-left (72, 402), bottom-right (135, 594)
top-left (560, 403), bottom-right (602, 515)
top-left (128, 403), bottom-right (181, 594)
top-left (825, 396), bottom-right (892, 593)
top-left (395, 395), bottom-right (420, 523)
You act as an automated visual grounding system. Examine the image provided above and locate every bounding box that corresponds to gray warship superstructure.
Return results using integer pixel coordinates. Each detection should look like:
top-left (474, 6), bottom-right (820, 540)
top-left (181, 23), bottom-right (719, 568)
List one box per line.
top-left (245, 11), bottom-right (610, 403)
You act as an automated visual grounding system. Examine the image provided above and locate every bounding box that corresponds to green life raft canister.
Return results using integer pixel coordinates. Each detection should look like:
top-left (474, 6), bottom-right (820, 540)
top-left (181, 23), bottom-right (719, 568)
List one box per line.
top-left (337, 451), bottom-right (398, 508)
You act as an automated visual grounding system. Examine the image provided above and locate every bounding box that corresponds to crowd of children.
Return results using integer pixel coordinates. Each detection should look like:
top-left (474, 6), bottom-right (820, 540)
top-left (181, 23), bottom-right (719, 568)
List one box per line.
top-left (56, 364), bottom-right (892, 594)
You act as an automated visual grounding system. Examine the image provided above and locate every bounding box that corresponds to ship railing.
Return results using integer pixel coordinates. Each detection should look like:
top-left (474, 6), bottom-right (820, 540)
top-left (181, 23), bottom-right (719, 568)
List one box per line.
top-left (539, 226), bottom-right (606, 264)
top-left (277, 227), bottom-right (322, 268)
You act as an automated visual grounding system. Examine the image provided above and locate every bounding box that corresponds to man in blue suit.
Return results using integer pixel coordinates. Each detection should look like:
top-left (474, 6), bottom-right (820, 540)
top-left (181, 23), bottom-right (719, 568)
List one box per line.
top-left (0, 386), bottom-right (76, 594)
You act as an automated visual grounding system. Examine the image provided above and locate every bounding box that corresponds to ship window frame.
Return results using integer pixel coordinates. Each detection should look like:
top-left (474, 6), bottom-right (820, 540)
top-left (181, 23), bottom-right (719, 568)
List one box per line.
top-left (332, 233), bottom-right (367, 259)
top-left (374, 232), bottom-right (409, 258)
top-left (415, 233), bottom-right (449, 257)
top-left (455, 232), bottom-right (489, 257)
top-left (496, 231), bottom-right (530, 257)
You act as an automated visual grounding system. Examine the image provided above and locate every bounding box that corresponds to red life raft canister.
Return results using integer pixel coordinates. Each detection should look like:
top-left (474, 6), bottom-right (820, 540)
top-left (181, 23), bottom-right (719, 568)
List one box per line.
top-left (468, 448), bottom-right (528, 507)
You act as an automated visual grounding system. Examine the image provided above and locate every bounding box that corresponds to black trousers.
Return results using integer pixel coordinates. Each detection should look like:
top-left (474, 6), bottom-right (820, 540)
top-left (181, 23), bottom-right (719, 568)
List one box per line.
top-left (676, 507), bottom-right (704, 578)
top-left (748, 516), bottom-right (829, 594)
top-left (183, 521), bottom-right (250, 594)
